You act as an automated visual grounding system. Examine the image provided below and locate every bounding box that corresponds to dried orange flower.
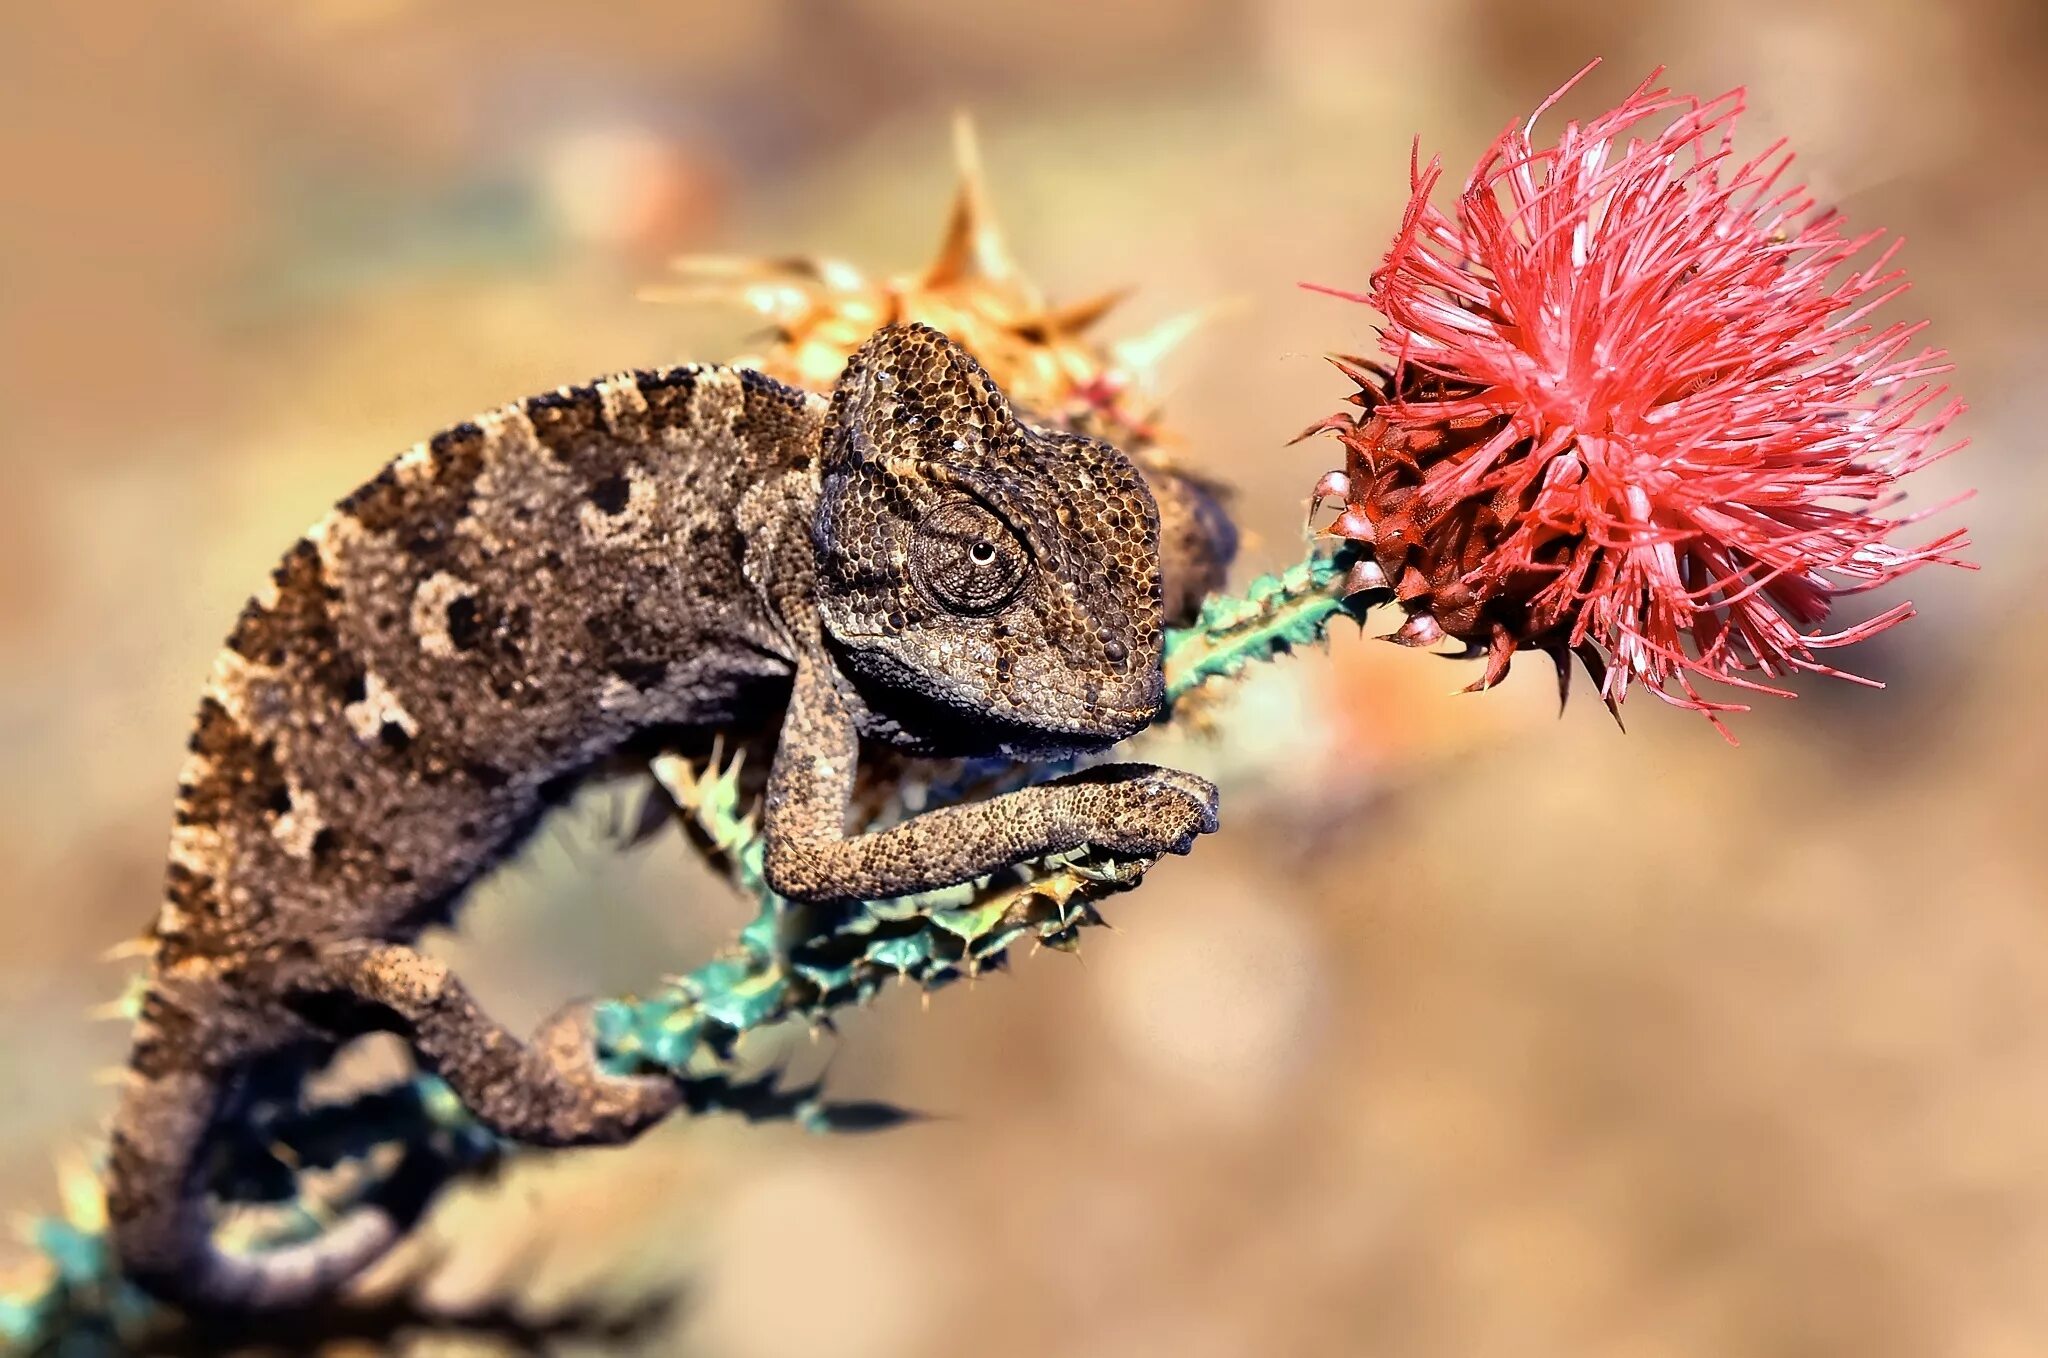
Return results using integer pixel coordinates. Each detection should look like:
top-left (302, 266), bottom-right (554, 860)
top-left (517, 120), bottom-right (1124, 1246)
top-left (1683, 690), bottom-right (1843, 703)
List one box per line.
top-left (648, 118), bottom-right (1206, 456)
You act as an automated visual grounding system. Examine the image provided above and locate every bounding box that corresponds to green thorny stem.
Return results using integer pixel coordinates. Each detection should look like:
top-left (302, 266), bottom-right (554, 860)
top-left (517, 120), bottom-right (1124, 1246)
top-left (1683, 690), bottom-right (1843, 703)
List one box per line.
top-left (2, 542), bottom-right (1369, 1354)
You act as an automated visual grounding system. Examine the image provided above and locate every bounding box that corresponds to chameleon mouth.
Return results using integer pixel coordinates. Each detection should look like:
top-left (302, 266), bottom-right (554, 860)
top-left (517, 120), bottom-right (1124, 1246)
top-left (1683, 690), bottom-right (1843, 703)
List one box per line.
top-left (1080, 699), bottom-right (1166, 746)
top-left (1103, 702), bottom-right (1164, 729)
top-left (985, 701), bottom-right (1161, 760)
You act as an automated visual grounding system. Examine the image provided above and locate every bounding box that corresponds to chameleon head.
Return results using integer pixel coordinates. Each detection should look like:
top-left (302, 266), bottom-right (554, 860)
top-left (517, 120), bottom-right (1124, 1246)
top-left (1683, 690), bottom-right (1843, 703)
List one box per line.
top-left (814, 323), bottom-right (1168, 758)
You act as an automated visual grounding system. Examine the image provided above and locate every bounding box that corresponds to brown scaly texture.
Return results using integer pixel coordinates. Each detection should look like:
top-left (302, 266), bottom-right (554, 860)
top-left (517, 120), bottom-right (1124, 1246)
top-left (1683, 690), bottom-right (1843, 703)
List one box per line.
top-left (112, 323), bottom-right (1233, 1314)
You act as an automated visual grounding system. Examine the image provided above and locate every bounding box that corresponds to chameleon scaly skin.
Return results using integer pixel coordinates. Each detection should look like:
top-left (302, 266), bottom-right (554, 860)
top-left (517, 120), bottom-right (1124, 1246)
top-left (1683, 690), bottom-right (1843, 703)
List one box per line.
top-left (109, 323), bottom-right (1232, 1313)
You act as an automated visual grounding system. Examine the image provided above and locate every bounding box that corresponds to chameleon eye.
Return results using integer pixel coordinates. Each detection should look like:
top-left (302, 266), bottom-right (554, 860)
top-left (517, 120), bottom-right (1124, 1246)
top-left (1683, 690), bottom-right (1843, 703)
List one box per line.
top-left (912, 498), bottom-right (1029, 615)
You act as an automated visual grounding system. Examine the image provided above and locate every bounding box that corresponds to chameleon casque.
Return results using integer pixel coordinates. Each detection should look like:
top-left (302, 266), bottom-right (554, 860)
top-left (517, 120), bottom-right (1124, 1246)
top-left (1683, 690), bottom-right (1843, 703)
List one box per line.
top-left (110, 322), bottom-right (1237, 1312)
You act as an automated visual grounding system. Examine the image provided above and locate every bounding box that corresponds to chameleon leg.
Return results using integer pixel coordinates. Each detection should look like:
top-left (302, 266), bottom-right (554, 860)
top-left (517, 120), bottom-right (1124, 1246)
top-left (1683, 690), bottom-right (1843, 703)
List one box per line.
top-left (759, 658), bottom-right (1219, 902)
top-left (290, 943), bottom-right (681, 1148)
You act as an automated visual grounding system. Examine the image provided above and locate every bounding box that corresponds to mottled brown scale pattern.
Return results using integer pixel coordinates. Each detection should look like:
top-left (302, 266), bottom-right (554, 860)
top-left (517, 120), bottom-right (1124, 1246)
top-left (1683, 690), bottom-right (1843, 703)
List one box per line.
top-left (111, 324), bottom-right (1237, 1315)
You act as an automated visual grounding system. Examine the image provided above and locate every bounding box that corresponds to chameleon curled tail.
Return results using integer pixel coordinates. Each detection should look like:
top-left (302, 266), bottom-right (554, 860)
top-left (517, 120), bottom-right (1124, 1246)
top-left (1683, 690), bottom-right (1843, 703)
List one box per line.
top-left (106, 943), bottom-right (686, 1315)
top-left (105, 1055), bottom-right (439, 1312)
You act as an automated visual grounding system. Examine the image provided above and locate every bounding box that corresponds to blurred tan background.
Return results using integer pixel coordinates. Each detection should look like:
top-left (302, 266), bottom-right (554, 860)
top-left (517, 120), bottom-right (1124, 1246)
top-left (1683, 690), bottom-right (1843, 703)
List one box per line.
top-left (4, 1), bottom-right (2045, 1353)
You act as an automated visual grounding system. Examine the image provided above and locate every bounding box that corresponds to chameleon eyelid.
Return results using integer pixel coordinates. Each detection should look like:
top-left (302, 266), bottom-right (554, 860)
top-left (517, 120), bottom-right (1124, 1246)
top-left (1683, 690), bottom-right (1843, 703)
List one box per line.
top-left (924, 489), bottom-right (1033, 566)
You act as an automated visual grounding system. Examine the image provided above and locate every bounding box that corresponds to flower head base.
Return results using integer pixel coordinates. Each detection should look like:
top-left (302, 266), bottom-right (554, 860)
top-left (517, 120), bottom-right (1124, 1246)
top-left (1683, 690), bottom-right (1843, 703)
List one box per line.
top-left (1307, 65), bottom-right (1969, 733)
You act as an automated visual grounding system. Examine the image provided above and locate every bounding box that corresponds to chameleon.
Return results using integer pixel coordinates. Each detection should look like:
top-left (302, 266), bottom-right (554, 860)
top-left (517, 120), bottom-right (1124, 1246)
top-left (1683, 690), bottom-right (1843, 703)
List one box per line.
top-left (108, 322), bottom-right (1238, 1313)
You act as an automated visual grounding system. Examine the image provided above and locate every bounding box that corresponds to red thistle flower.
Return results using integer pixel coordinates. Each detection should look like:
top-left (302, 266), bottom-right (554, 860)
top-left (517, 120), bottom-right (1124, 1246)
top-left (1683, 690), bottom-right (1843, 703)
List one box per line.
top-left (1306, 64), bottom-right (1969, 734)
